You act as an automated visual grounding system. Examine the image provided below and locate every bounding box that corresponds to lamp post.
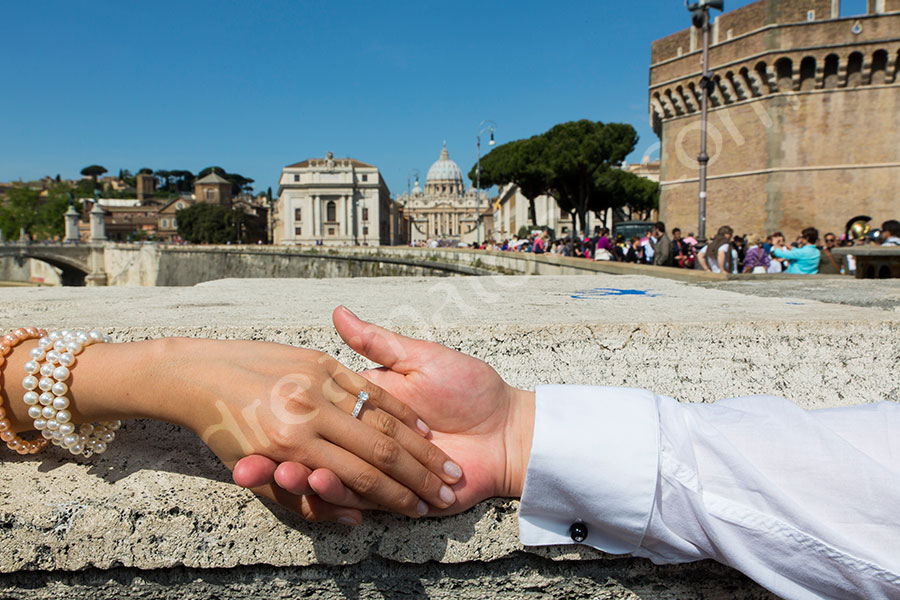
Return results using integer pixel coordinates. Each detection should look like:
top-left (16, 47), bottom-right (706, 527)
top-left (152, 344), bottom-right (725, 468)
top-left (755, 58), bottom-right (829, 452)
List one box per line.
top-left (266, 187), bottom-right (274, 245)
top-left (686, 0), bottom-right (723, 243)
top-left (475, 120), bottom-right (497, 245)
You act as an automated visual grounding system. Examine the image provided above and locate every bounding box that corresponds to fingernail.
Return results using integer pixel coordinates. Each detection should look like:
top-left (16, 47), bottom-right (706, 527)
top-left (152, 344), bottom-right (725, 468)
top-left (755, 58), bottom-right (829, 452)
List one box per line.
top-left (416, 500), bottom-right (429, 516)
top-left (341, 306), bottom-right (358, 318)
top-left (416, 419), bottom-right (430, 435)
top-left (439, 485), bottom-right (456, 505)
top-left (443, 460), bottom-right (462, 479)
top-left (337, 516), bottom-right (359, 527)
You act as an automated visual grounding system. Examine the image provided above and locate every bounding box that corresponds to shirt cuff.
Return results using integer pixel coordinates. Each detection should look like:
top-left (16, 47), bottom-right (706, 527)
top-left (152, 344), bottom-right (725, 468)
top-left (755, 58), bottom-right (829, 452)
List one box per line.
top-left (517, 385), bottom-right (660, 554)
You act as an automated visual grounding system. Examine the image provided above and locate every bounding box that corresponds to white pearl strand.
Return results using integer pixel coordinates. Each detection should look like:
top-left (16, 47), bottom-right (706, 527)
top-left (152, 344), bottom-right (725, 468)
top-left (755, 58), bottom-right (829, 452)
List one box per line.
top-left (22, 329), bottom-right (120, 458)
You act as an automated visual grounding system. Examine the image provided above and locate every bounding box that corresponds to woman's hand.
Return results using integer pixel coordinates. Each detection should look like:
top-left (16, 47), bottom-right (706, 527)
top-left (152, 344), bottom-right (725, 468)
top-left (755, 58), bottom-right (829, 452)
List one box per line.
top-left (234, 307), bottom-right (535, 522)
top-left (5, 337), bottom-right (464, 523)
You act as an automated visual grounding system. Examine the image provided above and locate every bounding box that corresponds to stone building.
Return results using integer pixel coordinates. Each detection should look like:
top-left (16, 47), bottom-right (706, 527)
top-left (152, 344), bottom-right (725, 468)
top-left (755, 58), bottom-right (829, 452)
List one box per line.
top-left (397, 143), bottom-right (492, 244)
top-left (649, 0), bottom-right (900, 237)
top-left (135, 172), bottom-right (156, 202)
top-left (193, 171), bottom-right (233, 206)
top-left (275, 153), bottom-right (394, 246)
top-left (156, 197), bottom-right (194, 241)
top-left (78, 199), bottom-right (159, 242)
top-left (625, 160), bottom-right (660, 183)
top-left (492, 185), bottom-right (571, 240)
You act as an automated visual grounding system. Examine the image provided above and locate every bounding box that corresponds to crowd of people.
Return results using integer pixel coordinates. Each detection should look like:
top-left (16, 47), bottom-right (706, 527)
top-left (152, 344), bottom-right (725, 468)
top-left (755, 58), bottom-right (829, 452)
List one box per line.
top-left (448, 218), bottom-right (900, 276)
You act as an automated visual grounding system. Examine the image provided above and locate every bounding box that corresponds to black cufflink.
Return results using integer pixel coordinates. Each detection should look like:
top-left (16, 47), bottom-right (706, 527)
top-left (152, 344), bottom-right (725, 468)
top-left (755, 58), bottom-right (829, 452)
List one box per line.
top-left (569, 521), bottom-right (588, 543)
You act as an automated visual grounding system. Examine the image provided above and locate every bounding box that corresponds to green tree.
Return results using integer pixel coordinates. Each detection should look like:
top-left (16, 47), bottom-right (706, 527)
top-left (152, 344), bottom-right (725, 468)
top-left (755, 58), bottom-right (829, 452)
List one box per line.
top-left (0, 183), bottom-right (79, 240)
top-left (175, 203), bottom-right (265, 244)
top-left (468, 119), bottom-right (639, 235)
top-left (37, 184), bottom-right (80, 239)
top-left (542, 120), bottom-right (638, 234)
top-left (591, 168), bottom-right (657, 222)
top-left (469, 135), bottom-right (551, 225)
top-left (155, 169), bottom-right (172, 192)
top-left (80, 165), bottom-right (107, 182)
top-left (176, 203), bottom-right (235, 244)
top-left (0, 186), bottom-right (40, 239)
top-left (170, 170), bottom-right (195, 192)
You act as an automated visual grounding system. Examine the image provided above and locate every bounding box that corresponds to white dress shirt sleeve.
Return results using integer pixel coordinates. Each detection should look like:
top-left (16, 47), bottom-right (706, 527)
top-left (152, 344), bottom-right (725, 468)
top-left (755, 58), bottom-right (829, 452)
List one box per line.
top-left (518, 386), bottom-right (900, 600)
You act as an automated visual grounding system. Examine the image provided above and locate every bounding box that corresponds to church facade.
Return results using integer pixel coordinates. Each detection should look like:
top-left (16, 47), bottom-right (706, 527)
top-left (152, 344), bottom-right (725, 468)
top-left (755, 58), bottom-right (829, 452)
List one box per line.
top-left (397, 144), bottom-right (491, 244)
top-left (275, 153), bottom-right (396, 246)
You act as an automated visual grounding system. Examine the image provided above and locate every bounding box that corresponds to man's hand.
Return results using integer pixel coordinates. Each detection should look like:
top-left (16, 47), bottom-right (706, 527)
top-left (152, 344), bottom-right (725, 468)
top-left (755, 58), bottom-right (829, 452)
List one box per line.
top-left (233, 306), bottom-right (535, 523)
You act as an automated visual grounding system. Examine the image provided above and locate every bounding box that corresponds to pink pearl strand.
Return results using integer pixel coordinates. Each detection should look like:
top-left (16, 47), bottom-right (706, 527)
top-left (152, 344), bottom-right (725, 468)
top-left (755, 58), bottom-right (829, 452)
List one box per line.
top-left (0, 328), bottom-right (50, 455)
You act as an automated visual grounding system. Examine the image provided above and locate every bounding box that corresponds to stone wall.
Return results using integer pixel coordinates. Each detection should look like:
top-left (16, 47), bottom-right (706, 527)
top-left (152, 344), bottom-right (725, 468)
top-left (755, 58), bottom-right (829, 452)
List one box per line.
top-left (649, 1), bottom-right (900, 237)
top-left (97, 244), bottom-right (729, 287)
top-left (1, 276), bottom-right (898, 598)
top-left (658, 85), bottom-right (900, 236)
top-left (0, 258), bottom-right (62, 286)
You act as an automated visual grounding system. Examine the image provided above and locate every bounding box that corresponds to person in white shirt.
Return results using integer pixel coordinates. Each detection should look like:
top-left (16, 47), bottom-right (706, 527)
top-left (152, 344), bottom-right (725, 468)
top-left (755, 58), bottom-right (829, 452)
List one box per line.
top-left (697, 225), bottom-right (734, 274)
top-left (881, 220), bottom-right (900, 246)
top-left (235, 307), bottom-right (900, 600)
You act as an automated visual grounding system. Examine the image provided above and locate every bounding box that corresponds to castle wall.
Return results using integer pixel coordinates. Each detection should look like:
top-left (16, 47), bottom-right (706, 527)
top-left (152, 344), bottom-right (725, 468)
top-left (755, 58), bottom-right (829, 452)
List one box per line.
top-left (659, 85), bottom-right (900, 236)
top-left (649, 0), bottom-right (900, 237)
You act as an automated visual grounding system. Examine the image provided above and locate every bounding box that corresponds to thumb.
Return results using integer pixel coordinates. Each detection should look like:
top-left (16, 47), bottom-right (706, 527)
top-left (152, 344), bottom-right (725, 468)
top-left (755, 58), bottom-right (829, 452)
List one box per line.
top-left (332, 306), bottom-right (424, 374)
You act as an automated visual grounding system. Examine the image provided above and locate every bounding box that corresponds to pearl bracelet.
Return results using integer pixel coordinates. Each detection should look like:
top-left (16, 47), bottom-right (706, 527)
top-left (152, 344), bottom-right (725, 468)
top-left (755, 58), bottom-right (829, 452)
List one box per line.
top-left (23, 329), bottom-right (121, 458)
top-left (0, 327), bottom-right (50, 454)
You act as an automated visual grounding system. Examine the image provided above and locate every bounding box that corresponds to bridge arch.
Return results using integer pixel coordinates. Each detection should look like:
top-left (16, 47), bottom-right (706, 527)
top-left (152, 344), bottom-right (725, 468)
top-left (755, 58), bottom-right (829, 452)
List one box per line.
top-left (0, 245), bottom-right (92, 286)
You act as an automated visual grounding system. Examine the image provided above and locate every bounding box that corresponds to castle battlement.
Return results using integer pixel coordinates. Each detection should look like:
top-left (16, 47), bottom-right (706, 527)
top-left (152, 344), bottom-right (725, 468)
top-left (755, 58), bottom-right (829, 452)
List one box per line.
top-left (647, 0), bottom-right (900, 239)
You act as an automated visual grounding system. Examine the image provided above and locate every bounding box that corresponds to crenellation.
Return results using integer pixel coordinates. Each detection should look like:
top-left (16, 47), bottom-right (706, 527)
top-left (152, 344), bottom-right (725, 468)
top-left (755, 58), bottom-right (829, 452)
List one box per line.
top-left (649, 0), bottom-right (900, 236)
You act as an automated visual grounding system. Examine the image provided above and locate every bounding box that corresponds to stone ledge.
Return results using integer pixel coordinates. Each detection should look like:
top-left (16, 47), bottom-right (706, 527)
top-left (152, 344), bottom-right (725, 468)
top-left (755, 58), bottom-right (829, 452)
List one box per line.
top-left (0, 556), bottom-right (778, 600)
top-left (1, 275), bottom-right (897, 597)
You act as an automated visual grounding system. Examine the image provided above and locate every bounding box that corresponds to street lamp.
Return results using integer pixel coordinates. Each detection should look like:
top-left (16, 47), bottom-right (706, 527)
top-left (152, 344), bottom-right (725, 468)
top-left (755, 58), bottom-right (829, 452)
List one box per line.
top-left (686, 0), bottom-right (723, 243)
top-left (266, 187), bottom-right (274, 245)
top-left (475, 120), bottom-right (497, 245)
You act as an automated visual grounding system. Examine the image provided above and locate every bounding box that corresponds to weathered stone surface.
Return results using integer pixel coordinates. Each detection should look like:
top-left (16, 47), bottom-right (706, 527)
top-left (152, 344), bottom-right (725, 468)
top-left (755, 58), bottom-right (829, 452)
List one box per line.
top-left (1, 274), bottom-right (897, 598)
top-left (0, 557), bottom-right (777, 600)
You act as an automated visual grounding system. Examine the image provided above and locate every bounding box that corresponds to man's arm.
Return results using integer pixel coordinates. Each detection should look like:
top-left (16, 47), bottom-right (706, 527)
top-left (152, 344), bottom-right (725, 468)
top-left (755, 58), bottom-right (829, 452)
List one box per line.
top-left (520, 388), bottom-right (900, 599)
top-left (773, 246), bottom-right (802, 260)
top-left (235, 310), bottom-right (900, 599)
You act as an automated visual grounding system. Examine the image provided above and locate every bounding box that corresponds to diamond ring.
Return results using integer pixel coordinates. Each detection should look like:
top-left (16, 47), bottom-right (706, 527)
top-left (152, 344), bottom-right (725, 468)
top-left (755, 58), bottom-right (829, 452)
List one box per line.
top-left (351, 390), bottom-right (369, 419)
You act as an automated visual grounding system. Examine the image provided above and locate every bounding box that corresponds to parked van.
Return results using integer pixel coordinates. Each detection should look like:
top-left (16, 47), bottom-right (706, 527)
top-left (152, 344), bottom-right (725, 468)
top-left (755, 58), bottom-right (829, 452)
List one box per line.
top-left (612, 220), bottom-right (654, 240)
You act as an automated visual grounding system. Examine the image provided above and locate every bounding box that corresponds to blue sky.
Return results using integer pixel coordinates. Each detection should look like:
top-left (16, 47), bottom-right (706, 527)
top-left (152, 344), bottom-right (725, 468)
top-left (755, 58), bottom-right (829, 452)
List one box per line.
top-left (1, 0), bottom-right (870, 196)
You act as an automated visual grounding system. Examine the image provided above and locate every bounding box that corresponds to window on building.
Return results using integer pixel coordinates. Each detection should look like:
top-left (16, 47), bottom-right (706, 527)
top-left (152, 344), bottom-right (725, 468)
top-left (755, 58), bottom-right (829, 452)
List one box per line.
top-left (172, 218), bottom-right (177, 228)
top-left (161, 218), bottom-right (169, 228)
top-left (362, 208), bottom-right (369, 221)
top-left (871, 49), bottom-right (889, 84)
top-left (807, 10), bottom-right (815, 21)
top-left (363, 226), bottom-right (369, 236)
top-left (294, 174), bottom-right (300, 182)
top-left (775, 57), bottom-right (793, 91)
top-left (328, 227), bottom-right (335, 236)
top-left (326, 201), bottom-right (336, 222)
top-left (799, 56), bottom-right (816, 91)
top-left (176, 202), bottom-right (184, 210)
top-left (361, 174), bottom-right (368, 182)
top-left (295, 208), bottom-right (302, 221)
top-left (823, 54), bottom-right (840, 88)
top-left (206, 189), bottom-right (215, 201)
top-left (846, 52), bottom-right (864, 86)
top-left (295, 226), bottom-right (302, 236)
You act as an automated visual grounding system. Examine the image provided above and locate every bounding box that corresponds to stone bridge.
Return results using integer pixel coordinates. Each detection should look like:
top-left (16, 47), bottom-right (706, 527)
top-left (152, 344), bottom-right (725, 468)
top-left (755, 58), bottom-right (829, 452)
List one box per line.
top-left (2, 242), bottom-right (734, 287)
top-left (0, 243), bottom-right (103, 286)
